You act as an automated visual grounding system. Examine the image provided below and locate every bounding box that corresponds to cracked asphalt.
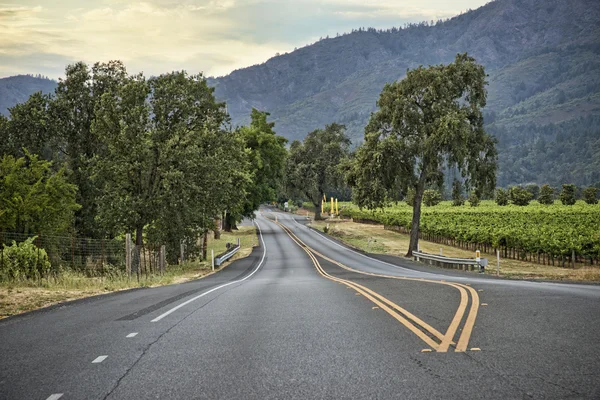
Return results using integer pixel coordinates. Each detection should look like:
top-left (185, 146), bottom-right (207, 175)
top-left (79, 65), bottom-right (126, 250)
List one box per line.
top-left (1, 210), bottom-right (599, 399)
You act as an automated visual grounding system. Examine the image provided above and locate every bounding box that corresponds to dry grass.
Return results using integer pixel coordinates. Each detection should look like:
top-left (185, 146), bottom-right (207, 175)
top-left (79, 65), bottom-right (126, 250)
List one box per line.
top-left (0, 226), bottom-right (259, 318)
top-left (310, 219), bottom-right (600, 282)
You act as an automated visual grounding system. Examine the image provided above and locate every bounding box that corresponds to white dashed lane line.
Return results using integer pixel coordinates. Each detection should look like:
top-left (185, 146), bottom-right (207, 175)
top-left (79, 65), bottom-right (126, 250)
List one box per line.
top-left (126, 332), bottom-right (138, 338)
top-left (46, 394), bottom-right (63, 400)
top-left (92, 355), bottom-right (108, 364)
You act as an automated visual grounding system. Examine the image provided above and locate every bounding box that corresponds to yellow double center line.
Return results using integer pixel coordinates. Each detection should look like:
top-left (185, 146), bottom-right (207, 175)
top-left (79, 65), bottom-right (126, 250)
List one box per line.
top-left (267, 216), bottom-right (480, 353)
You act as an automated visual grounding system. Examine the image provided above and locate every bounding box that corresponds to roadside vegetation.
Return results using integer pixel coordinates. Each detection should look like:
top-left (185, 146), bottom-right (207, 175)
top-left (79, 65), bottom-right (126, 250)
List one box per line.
top-left (309, 219), bottom-right (600, 282)
top-left (0, 226), bottom-right (258, 317)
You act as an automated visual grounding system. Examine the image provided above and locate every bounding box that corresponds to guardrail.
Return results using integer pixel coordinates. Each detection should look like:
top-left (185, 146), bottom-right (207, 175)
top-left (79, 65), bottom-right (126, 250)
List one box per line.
top-left (413, 251), bottom-right (487, 272)
top-left (215, 239), bottom-right (241, 267)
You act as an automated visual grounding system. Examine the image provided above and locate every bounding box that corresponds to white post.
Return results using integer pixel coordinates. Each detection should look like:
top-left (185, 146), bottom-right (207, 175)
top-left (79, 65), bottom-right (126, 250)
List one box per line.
top-left (496, 249), bottom-right (500, 276)
top-left (237, 238), bottom-right (240, 247)
top-left (125, 234), bottom-right (131, 278)
top-left (440, 248), bottom-right (443, 256)
top-left (211, 249), bottom-right (215, 272)
top-left (180, 242), bottom-right (184, 265)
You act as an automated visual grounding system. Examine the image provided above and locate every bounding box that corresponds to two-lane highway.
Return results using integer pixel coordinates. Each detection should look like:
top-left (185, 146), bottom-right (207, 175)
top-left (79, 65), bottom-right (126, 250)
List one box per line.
top-left (1, 211), bottom-right (599, 399)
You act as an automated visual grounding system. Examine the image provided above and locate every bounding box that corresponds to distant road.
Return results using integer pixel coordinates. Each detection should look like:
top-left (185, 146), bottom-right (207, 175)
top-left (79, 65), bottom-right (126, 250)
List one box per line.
top-left (1, 209), bottom-right (599, 399)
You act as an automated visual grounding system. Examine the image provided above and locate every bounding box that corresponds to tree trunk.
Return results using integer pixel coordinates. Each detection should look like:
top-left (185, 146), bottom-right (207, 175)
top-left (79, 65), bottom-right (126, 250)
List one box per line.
top-left (223, 212), bottom-right (238, 232)
top-left (135, 225), bottom-right (143, 246)
top-left (407, 183), bottom-right (425, 257)
top-left (203, 232), bottom-right (208, 261)
top-left (314, 196), bottom-right (324, 220)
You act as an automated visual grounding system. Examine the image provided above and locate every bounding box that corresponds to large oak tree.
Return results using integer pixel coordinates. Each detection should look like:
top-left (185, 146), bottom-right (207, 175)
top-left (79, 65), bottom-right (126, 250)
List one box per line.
top-left (347, 54), bottom-right (497, 256)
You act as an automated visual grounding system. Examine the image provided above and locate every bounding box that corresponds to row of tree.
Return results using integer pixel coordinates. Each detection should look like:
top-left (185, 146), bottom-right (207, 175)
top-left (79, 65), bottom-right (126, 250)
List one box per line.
top-left (0, 61), bottom-right (287, 262)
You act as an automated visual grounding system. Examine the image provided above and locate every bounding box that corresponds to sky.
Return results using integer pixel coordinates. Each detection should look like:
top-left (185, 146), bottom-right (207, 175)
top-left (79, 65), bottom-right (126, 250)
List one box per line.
top-left (0, 0), bottom-right (490, 79)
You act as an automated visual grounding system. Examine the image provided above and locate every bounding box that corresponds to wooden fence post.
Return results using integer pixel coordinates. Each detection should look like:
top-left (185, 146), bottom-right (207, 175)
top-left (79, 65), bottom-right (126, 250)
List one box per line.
top-left (125, 233), bottom-right (131, 278)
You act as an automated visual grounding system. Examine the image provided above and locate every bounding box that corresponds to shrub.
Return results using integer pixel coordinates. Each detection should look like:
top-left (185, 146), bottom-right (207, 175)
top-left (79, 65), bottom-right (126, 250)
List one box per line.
top-left (468, 191), bottom-right (480, 207)
top-left (509, 186), bottom-right (533, 206)
top-left (560, 184), bottom-right (577, 205)
top-left (423, 189), bottom-right (442, 206)
top-left (538, 184), bottom-right (554, 205)
top-left (452, 180), bottom-right (464, 206)
top-left (582, 186), bottom-right (599, 205)
top-left (495, 188), bottom-right (509, 206)
top-left (1, 237), bottom-right (51, 281)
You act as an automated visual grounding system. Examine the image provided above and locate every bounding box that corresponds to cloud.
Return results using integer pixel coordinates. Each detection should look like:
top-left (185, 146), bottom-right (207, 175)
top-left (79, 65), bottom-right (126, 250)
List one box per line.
top-left (0, 1), bottom-right (489, 79)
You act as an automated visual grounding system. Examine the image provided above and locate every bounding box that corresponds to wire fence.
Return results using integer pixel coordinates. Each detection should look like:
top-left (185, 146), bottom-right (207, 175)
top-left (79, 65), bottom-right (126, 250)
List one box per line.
top-left (0, 231), bottom-right (126, 275)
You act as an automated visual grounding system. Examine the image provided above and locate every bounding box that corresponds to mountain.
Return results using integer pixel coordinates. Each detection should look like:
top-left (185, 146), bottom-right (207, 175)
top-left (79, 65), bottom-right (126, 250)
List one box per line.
top-left (210, 0), bottom-right (600, 187)
top-left (0, 75), bottom-right (57, 116)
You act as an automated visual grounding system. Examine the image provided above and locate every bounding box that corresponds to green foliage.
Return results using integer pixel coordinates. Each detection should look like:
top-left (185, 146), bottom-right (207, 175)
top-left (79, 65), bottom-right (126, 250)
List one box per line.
top-left (509, 186), bottom-right (533, 206)
top-left (235, 108), bottom-right (288, 219)
top-left (495, 188), bottom-right (509, 206)
top-left (286, 123), bottom-right (350, 219)
top-left (452, 180), bottom-right (465, 206)
top-left (583, 186), bottom-right (599, 205)
top-left (1, 237), bottom-right (51, 281)
top-left (468, 191), bottom-right (480, 207)
top-left (538, 184), bottom-right (554, 205)
top-left (347, 54), bottom-right (496, 254)
top-left (525, 184), bottom-right (540, 200)
top-left (339, 201), bottom-right (600, 260)
top-left (404, 188), bottom-right (415, 207)
top-left (423, 190), bottom-right (442, 207)
top-left (0, 152), bottom-right (80, 235)
top-left (93, 70), bottom-right (247, 259)
top-left (560, 184), bottom-right (577, 206)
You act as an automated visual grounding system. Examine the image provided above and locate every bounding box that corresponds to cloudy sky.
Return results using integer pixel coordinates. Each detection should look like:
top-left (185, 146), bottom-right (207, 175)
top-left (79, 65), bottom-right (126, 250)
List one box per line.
top-left (0, 0), bottom-right (489, 79)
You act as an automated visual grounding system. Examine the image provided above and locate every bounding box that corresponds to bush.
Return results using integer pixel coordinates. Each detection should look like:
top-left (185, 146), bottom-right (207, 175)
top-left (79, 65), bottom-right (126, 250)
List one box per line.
top-left (423, 189), bottom-right (442, 206)
top-left (468, 191), bottom-right (480, 207)
top-left (1, 237), bottom-right (51, 281)
top-left (452, 180), bottom-right (464, 206)
top-left (560, 184), bottom-right (577, 205)
top-left (538, 184), bottom-right (554, 205)
top-left (495, 188), bottom-right (509, 206)
top-left (509, 186), bottom-right (533, 206)
top-left (582, 186), bottom-right (599, 205)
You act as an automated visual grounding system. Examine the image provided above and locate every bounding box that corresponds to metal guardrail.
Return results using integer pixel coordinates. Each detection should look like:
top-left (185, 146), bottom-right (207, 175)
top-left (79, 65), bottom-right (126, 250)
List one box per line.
top-left (215, 244), bottom-right (240, 266)
top-left (413, 251), bottom-right (487, 272)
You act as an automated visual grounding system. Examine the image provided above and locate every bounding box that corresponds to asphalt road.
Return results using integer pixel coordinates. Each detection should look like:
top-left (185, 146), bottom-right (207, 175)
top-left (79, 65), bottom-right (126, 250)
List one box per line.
top-left (1, 210), bottom-right (599, 399)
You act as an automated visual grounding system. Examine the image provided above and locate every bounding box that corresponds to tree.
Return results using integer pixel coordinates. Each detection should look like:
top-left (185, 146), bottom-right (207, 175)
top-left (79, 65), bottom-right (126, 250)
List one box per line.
top-left (525, 184), bottom-right (540, 200)
top-left (226, 109), bottom-right (288, 230)
top-left (3, 92), bottom-right (54, 160)
top-left (538, 184), bottom-right (554, 205)
top-left (287, 123), bottom-right (351, 220)
top-left (347, 54), bottom-right (496, 256)
top-left (452, 180), bottom-right (464, 206)
top-left (495, 188), bottom-right (509, 206)
top-left (509, 186), bottom-right (533, 206)
top-left (468, 191), bottom-right (480, 207)
top-left (582, 186), bottom-right (599, 205)
top-left (93, 70), bottom-right (242, 261)
top-left (559, 184), bottom-right (577, 205)
top-left (0, 152), bottom-right (79, 235)
top-left (51, 61), bottom-right (128, 238)
top-left (423, 189), bottom-right (441, 206)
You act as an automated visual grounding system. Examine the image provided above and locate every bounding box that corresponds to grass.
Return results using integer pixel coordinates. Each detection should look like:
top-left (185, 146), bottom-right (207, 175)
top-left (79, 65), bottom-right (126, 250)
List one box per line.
top-left (309, 219), bottom-right (600, 282)
top-left (0, 226), bottom-right (258, 318)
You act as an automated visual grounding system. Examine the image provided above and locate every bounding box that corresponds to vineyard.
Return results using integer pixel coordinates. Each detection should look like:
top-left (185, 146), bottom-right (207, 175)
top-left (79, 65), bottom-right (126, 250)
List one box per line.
top-left (338, 201), bottom-right (600, 267)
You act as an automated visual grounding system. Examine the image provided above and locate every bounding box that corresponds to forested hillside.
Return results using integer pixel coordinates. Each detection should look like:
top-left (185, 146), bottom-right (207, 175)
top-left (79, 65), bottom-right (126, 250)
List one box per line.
top-left (0, 75), bottom-right (57, 116)
top-left (1, 0), bottom-right (599, 186)
top-left (209, 0), bottom-right (600, 187)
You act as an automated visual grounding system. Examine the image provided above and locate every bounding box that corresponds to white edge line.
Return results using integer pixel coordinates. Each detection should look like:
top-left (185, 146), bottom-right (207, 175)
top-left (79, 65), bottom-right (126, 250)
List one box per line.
top-left (46, 394), bottom-right (63, 400)
top-left (151, 220), bottom-right (267, 322)
top-left (288, 214), bottom-right (436, 276)
top-left (92, 355), bottom-right (108, 363)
